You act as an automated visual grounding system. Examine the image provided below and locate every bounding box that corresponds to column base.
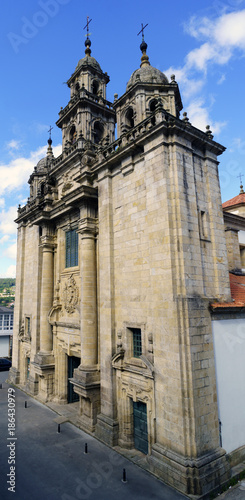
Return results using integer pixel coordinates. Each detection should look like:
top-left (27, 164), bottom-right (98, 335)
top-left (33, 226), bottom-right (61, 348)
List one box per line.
top-left (33, 352), bottom-right (55, 402)
top-left (71, 366), bottom-right (100, 433)
top-left (95, 414), bottom-right (119, 447)
top-left (7, 367), bottom-right (20, 385)
top-left (147, 443), bottom-right (231, 498)
top-left (26, 375), bottom-right (39, 396)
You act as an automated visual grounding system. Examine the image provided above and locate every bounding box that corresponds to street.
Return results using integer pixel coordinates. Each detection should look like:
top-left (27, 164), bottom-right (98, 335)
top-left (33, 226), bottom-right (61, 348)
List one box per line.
top-left (0, 371), bottom-right (188, 500)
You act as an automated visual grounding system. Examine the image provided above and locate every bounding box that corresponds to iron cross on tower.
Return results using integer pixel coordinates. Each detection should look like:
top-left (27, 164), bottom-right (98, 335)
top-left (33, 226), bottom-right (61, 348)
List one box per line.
top-left (137, 22), bottom-right (148, 40)
top-left (83, 16), bottom-right (92, 38)
top-left (237, 173), bottom-right (244, 184)
top-left (48, 125), bottom-right (53, 139)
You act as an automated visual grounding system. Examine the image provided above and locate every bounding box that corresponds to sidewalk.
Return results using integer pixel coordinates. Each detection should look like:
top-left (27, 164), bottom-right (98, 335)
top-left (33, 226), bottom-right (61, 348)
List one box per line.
top-left (0, 373), bottom-right (188, 500)
top-left (1, 371), bottom-right (244, 500)
top-left (216, 481), bottom-right (245, 499)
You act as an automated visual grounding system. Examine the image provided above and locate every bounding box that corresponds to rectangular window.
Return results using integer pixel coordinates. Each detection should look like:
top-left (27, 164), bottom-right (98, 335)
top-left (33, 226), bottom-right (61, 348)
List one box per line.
top-left (0, 314), bottom-right (3, 329)
top-left (66, 230), bottom-right (78, 268)
top-left (25, 317), bottom-right (31, 336)
top-left (132, 328), bottom-right (142, 358)
top-left (4, 315), bottom-right (10, 330)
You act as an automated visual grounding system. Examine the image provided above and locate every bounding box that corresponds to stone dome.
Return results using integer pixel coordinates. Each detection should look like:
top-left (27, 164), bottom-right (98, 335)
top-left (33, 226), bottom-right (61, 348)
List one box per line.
top-left (127, 65), bottom-right (168, 90)
top-left (36, 157), bottom-right (48, 172)
top-left (76, 55), bottom-right (102, 73)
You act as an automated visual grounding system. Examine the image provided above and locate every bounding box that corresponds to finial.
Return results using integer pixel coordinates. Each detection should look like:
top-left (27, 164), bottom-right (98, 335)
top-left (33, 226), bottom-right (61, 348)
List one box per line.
top-left (137, 23), bottom-right (150, 67)
top-left (182, 112), bottom-right (189, 123)
top-left (84, 16), bottom-right (92, 56)
top-left (47, 125), bottom-right (54, 157)
top-left (206, 125), bottom-right (213, 139)
top-left (237, 173), bottom-right (244, 193)
top-left (171, 74), bottom-right (177, 84)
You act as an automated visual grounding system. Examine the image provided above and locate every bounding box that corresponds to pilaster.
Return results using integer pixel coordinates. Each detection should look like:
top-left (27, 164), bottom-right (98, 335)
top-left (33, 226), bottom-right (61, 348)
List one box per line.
top-left (8, 224), bottom-right (26, 385)
top-left (95, 172), bottom-right (119, 445)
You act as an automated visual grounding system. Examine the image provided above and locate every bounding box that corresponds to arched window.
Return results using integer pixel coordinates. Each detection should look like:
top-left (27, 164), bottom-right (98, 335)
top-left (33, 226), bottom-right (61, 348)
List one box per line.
top-left (150, 99), bottom-right (158, 126)
top-left (125, 107), bottom-right (134, 128)
top-left (40, 182), bottom-right (45, 197)
top-left (94, 121), bottom-right (104, 144)
top-left (70, 125), bottom-right (77, 144)
top-left (92, 80), bottom-right (99, 95)
top-left (150, 99), bottom-right (157, 113)
top-left (75, 82), bottom-right (80, 92)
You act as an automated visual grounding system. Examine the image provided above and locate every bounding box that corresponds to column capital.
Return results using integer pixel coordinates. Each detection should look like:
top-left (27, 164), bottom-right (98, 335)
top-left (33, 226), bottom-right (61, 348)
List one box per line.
top-left (40, 234), bottom-right (56, 250)
top-left (77, 217), bottom-right (98, 238)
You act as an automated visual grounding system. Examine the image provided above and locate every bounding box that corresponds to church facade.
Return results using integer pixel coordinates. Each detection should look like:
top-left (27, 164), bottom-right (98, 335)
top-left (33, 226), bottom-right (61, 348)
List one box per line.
top-left (9, 32), bottom-right (235, 497)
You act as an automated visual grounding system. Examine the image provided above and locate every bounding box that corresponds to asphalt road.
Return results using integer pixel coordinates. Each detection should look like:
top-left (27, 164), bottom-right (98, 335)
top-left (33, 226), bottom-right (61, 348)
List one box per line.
top-left (0, 371), bottom-right (188, 500)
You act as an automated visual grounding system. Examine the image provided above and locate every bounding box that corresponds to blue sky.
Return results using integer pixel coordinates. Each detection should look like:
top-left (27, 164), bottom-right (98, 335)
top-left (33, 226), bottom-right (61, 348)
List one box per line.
top-left (1, 0), bottom-right (245, 277)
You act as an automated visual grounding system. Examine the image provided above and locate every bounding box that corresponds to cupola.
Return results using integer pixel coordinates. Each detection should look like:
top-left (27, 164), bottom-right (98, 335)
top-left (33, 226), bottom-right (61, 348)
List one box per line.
top-left (114, 29), bottom-right (183, 138)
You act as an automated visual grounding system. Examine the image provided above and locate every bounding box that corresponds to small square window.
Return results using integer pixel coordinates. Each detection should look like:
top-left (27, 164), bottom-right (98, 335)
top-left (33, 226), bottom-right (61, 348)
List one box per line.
top-left (132, 328), bottom-right (142, 358)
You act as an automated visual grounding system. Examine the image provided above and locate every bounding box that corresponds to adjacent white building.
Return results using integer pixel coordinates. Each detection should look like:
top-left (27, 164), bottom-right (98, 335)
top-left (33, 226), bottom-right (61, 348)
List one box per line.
top-left (0, 306), bottom-right (14, 357)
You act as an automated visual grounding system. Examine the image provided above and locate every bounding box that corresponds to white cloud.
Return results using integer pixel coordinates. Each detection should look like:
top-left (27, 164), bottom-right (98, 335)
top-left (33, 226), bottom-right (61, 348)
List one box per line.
top-left (217, 74), bottom-right (226, 85)
top-left (165, 9), bottom-right (245, 134)
top-left (0, 206), bottom-right (18, 235)
top-left (0, 265), bottom-right (16, 278)
top-left (0, 235), bottom-right (10, 244)
top-left (183, 10), bottom-right (245, 73)
top-left (0, 143), bottom-right (62, 197)
top-left (3, 242), bottom-right (17, 260)
top-left (6, 139), bottom-right (22, 151)
top-left (0, 198), bottom-right (5, 208)
top-left (214, 10), bottom-right (245, 48)
top-left (165, 66), bottom-right (205, 100)
top-left (186, 98), bottom-right (226, 134)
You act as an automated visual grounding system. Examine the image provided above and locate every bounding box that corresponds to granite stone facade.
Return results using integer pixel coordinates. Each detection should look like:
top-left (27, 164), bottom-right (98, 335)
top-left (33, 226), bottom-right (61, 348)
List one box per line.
top-left (9, 34), bottom-right (235, 497)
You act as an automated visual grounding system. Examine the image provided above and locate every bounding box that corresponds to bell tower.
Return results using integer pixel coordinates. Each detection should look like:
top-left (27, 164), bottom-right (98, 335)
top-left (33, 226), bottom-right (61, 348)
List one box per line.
top-left (56, 24), bottom-right (115, 150)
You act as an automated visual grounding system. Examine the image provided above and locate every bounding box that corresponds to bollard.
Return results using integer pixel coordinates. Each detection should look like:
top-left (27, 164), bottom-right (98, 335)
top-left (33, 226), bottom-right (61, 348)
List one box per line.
top-left (24, 401), bottom-right (27, 408)
top-left (122, 468), bottom-right (127, 483)
top-left (0, 383), bottom-right (2, 389)
top-left (84, 443), bottom-right (88, 454)
top-left (58, 424), bottom-right (61, 433)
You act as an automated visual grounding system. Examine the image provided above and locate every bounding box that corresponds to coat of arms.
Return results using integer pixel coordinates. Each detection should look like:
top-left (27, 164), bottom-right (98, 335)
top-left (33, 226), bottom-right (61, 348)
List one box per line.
top-left (63, 274), bottom-right (79, 314)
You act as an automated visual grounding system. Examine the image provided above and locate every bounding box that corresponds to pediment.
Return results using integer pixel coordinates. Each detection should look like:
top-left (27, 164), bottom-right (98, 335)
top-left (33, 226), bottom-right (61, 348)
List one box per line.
top-left (112, 351), bottom-right (154, 377)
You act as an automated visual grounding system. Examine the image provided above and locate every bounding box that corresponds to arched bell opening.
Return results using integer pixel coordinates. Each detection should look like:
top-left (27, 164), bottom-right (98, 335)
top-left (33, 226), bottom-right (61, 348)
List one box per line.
top-left (125, 107), bottom-right (135, 128)
top-left (94, 121), bottom-right (104, 144)
top-left (70, 125), bottom-right (77, 144)
top-left (149, 99), bottom-right (158, 126)
top-left (92, 80), bottom-right (99, 95)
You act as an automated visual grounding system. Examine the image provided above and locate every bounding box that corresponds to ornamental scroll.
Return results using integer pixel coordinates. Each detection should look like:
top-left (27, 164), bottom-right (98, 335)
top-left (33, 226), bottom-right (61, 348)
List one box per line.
top-left (63, 274), bottom-right (79, 314)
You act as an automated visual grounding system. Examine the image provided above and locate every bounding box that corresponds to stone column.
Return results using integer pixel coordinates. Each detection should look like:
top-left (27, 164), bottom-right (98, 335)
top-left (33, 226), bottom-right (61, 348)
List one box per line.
top-left (79, 217), bottom-right (98, 367)
top-left (72, 214), bottom-right (100, 432)
top-left (33, 227), bottom-right (56, 401)
top-left (39, 233), bottom-right (55, 353)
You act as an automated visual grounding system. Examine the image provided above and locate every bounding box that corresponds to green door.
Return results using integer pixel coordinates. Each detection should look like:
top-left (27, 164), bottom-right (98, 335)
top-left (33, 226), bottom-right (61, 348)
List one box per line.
top-left (133, 401), bottom-right (148, 454)
top-left (67, 356), bottom-right (80, 403)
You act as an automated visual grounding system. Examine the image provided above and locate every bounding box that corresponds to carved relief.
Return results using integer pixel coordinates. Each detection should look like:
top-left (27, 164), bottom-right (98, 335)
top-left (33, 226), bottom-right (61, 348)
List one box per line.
top-left (63, 274), bottom-right (79, 314)
top-left (61, 172), bottom-right (73, 196)
top-left (18, 320), bottom-right (25, 340)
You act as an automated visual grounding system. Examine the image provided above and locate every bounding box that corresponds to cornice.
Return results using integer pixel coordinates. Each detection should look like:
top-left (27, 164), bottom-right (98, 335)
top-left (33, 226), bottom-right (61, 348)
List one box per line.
top-left (56, 92), bottom-right (115, 128)
top-left (92, 110), bottom-right (225, 176)
top-left (16, 185), bottom-right (98, 226)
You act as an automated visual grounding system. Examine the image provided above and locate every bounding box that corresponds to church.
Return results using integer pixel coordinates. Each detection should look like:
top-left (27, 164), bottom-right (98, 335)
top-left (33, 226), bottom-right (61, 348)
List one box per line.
top-left (9, 24), bottom-right (245, 498)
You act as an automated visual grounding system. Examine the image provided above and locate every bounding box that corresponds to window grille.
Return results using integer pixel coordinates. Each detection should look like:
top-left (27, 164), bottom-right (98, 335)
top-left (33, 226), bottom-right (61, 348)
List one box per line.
top-left (66, 230), bottom-right (78, 268)
top-left (132, 328), bottom-right (142, 357)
